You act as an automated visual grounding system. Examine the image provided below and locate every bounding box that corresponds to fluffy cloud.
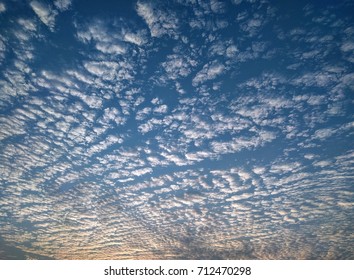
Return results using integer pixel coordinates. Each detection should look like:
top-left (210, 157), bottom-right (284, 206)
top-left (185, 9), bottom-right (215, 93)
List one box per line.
top-left (30, 1), bottom-right (57, 31)
top-left (136, 1), bottom-right (179, 38)
top-left (54, 0), bottom-right (72, 11)
top-left (0, 2), bottom-right (6, 13)
top-left (192, 61), bottom-right (225, 86)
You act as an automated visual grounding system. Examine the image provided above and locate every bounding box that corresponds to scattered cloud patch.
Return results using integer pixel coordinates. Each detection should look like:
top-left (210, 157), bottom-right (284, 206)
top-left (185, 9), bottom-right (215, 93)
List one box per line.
top-left (192, 61), bottom-right (225, 86)
top-left (30, 1), bottom-right (57, 31)
top-left (0, 2), bottom-right (5, 13)
top-left (54, 0), bottom-right (72, 12)
top-left (136, 1), bottom-right (179, 38)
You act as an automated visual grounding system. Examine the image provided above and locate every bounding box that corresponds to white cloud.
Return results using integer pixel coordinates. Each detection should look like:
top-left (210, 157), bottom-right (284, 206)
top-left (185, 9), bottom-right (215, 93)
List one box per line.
top-left (136, 107), bottom-right (151, 121)
top-left (240, 16), bottom-right (264, 36)
top-left (66, 70), bottom-right (93, 85)
top-left (304, 154), bottom-right (316, 160)
top-left (131, 167), bottom-right (153, 177)
top-left (76, 21), bottom-right (131, 57)
top-left (30, 1), bottom-right (57, 31)
top-left (161, 152), bottom-right (187, 166)
top-left (84, 61), bottom-right (118, 79)
top-left (147, 156), bottom-right (166, 167)
top-left (270, 162), bottom-right (301, 174)
top-left (253, 167), bottom-right (266, 175)
top-left (313, 160), bottom-right (331, 168)
top-left (313, 128), bottom-right (336, 140)
top-left (162, 54), bottom-right (197, 80)
top-left (101, 107), bottom-right (125, 125)
top-left (138, 121), bottom-right (154, 134)
top-left (292, 72), bottom-right (336, 88)
top-left (76, 22), bottom-right (109, 43)
top-left (340, 73), bottom-right (354, 89)
top-left (68, 89), bottom-right (103, 109)
top-left (95, 42), bottom-right (126, 55)
top-left (153, 104), bottom-right (168, 114)
top-left (54, 0), bottom-right (72, 11)
top-left (18, 19), bottom-right (37, 32)
top-left (211, 129), bottom-right (276, 155)
top-left (185, 151), bottom-right (214, 162)
top-left (0, 37), bottom-right (6, 62)
top-left (226, 45), bottom-right (238, 57)
top-left (136, 1), bottom-right (179, 38)
top-left (123, 31), bottom-right (147, 46)
top-left (210, 0), bottom-right (226, 13)
top-left (340, 41), bottom-right (354, 52)
top-left (307, 95), bottom-right (325, 106)
top-left (0, 2), bottom-right (6, 13)
top-left (87, 135), bottom-right (123, 156)
top-left (192, 61), bottom-right (225, 86)
top-left (151, 98), bottom-right (160, 105)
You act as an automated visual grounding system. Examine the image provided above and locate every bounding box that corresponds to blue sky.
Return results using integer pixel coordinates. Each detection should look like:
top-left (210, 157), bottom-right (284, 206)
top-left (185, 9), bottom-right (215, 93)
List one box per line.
top-left (0, 0), bottom-right (353, 259)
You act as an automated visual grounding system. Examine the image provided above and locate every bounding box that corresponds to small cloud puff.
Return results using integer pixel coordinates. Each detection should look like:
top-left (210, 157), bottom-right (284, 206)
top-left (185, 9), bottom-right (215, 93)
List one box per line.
top-left (54, 0), bottom-right (72, 12)
top-left (30, 1), bottom-right (57, 31)
top-left (136, 1), bottom-right (179, 38)
top-left (0, 2), bottom-right (6, 13)
top-left (192, 61), bottom-right (225, 86)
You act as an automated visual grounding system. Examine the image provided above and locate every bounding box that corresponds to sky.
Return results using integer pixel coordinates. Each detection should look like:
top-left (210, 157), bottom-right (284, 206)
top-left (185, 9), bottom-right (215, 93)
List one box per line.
top-left (0, 0), bottom-right (353, 260)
